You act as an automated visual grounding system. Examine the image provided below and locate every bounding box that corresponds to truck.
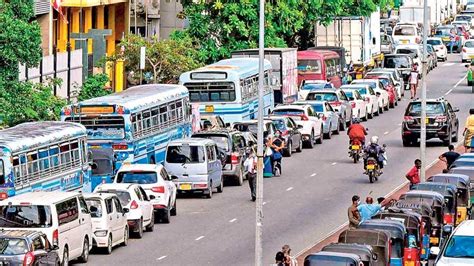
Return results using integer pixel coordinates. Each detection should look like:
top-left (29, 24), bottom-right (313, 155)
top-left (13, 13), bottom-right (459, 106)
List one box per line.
top-left (399, 5), bottom-right (432, 30)
top-left (231, 48), bottom-right (298, 104)
top-left (314, 11), bottom-right (382, 79)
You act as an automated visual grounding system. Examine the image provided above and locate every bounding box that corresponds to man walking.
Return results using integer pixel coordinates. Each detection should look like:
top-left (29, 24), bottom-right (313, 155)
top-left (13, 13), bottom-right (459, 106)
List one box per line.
top-left (406, 159), bottom-right (422, 189)
top-left (439, 144), bottom-right (460, 169)
top-left (348, 195), bottom-right (361, 229)
top-left (244, 148), bottom-right (257, 201)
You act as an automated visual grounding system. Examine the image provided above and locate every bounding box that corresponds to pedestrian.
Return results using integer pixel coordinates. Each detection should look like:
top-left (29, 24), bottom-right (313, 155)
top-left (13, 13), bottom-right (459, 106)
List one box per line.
top-left (274, 251), bottom-right (285, 266)
top-left (243, 148), bottom-right (257, 201)
top-left (463, 108), bottom-right (474, 153)
top-left (439, 144), bottom-right (460, 169)
top-left (357, 196), bottom-right (392, 222)
top-left (409, 63), bottom-right (419, 99)
top-left (406, 159), bottom-right (422, 189)
top-left (281, 245), bottom-right (297, 266)
top-left (270, 130), bottom-right (285, 176)
top-left (264, 136), bottom-right (274, 178)
top-left (348, 195), bottom-right (361, 229)
top-left (449, 29), bottom-right (457, 54)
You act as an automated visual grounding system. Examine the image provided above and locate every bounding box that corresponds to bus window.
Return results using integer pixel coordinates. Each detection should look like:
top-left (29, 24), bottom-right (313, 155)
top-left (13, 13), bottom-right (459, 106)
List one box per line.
top-left (60, 144), bottom-right (71, 164)
top-left (169, 102), bottom-right (177, 122)
top-left (151, 108), bottom-right (159, 126)
top-left (297, 60), bottom-right (322, 74)
top-left (176, 100), bottom-right (183, 119)
top-left (0, 159), bottom-right (4, 185)
top-left (38, 149), bottom-right (50, 171)
top-left (49, 146), bottom-right (60, 167)
top-left (185, 82), bottom-right (236, 102)
top-left (27, 152), bottom-right (38, 176)
top-left (325, 59), bottom-right (336, 77)
top-left (160, 105), bottom-right (168, 125)
top-left (143, 110), bottom-right (152, 130)
top-left (70, 142), bottom-right (80, 163)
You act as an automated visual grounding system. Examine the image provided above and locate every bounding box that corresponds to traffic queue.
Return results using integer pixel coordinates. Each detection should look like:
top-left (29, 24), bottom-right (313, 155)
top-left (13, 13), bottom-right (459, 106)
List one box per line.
top-left (304, 153), bottom-right (474, 266)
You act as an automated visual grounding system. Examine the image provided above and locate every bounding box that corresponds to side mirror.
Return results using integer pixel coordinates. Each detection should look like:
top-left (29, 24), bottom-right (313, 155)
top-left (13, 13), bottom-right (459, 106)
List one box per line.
top-left (91, 163), bottom-right (98, 170)
top-left (453, 107), bottom-right (460, 112)
top-left (443, 224), bottom-right (453, 236)
top-left (52, 245), bottom-right (59, 251)
top-left (170, 175), bottom-right (179, 180)
top-left (430, 246), bottom-right (440, 256)
top-left (89, 206), bottom-right (98, 213)
top-left (122, 208), bottom-right (129, 214)
top-left (149, 195), bottom-right (156, 200)
top-left (297, 124), bottom-right (304, 129)
top-left (376, 92), bottom-right (381, 96)
top-left (248, 141), bottom-right (255, 146)
top-left (382, 144), bottom-right (387, 148)
top-left (349, 97), bottom-right (354, 100)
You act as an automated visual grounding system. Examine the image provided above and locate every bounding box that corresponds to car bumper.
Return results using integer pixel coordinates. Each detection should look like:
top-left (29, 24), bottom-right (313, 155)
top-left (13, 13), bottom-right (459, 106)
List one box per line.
top-left (175, 180), bottom-right (210, 192)
top-left (127, 219), bottom-right (142, 232)
top-left (93, 233), bottom-right (111, 247)
top-left (402, 125), bottom-right (450, 140)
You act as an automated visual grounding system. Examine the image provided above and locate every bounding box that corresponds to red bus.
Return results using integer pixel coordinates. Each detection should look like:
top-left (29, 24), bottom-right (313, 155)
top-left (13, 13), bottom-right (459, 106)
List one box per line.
top-left (297, 50), bottom-right (342, 88)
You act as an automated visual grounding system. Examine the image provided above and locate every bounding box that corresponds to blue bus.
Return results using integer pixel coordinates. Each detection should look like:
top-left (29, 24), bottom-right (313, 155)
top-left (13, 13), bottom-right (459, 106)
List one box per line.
top-left (61, 84), bottom-right (192, 190)
top-left (0, 122), bottom-right (91, 198)
top-left (179, 58), bottom-right (275, 124)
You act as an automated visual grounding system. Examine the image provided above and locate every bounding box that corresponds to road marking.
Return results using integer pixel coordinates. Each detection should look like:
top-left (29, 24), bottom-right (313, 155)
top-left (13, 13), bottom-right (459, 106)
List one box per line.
top-left (445, 74), bottom-right (466, 95)
top-left (442, 63), bottom-right (455, 66)
top-left (331, 162), bottom-right (337, 165)
top-left (263, 201), bottom-right (267, 205)
top-left (286, 187), bottom-right (294, 191)
top-left (310, 173), bottom-right (317, 177)
top-left (384, 131), bottom-right (389, 135)
top-left (195, 236), bottom-right (205, 241)
top-left (157, 256), bottom-right (167, 261)
top-left (229, 218), bottom-right (237, 223)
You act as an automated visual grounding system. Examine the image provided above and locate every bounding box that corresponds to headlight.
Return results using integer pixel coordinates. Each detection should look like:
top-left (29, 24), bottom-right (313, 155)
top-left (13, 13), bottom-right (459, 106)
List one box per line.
top-left (94, 230), bottom-right (108, 237)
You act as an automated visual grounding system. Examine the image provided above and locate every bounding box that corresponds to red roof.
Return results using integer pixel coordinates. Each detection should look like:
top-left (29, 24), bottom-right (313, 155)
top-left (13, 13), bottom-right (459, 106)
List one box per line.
top-left (297, 50), bottom-right (339, 60)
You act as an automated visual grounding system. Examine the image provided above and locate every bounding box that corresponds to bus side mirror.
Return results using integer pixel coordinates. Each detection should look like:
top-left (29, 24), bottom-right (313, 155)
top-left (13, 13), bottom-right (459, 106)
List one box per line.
top-left (91, 163), bottom-right (98, 170)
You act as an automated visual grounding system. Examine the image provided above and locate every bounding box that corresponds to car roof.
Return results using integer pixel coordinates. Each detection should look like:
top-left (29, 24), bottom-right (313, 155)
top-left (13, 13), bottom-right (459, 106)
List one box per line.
top-left (95, 183), bottom-right (139, 191)
top-left (452, 220), bottom-right (474, 236)
top-left (169, 138), bottom-right (215, 145)
top-left (1, 191), bottom-right (81, 205)
top-left (83, 192), bottom-right (118, 200)
top-left (273, 104), bottom-right (310, 110)
top-left (117, 163), bottom-right (162, 172)
top-left (306, 89), bottom-right (338, 94)
top-left (192, 129), bottom-right (239, 135)
top-left (396, 44), bottom-right (420, 49)
top-left (352, 79), bottom-right (378, 83)
top-left (0, 230), bottom-right (40, 239)
top-left (340, 84), bottom-right (369, 89)
top-left (295, 100), bottom-right (326, 105)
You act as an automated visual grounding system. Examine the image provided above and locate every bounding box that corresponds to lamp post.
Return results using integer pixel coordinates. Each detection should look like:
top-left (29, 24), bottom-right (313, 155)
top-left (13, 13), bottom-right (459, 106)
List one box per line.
top-left (420, 0), bottom-right (429, 181)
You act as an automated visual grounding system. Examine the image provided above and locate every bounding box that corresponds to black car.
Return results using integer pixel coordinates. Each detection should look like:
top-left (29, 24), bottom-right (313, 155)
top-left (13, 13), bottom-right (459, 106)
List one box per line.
top-left (383, 54), bottom-right (413, 89)
top-left (0, 230), bottom-right (60, 265)
top-left (402, 98), bottom-right (459, 146)
top-left (192, 129), bottom-right (249, 186)
top-left (267, 116), bottom-right (304, 157)
top-left (232, 120), bottom-right (277, 139)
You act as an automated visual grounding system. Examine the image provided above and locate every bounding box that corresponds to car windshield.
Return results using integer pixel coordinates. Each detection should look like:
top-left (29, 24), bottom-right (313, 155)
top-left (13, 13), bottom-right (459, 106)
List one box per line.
top-left (397, 48), bottom-right (418, 57)
top-left (306, 92), bottom-right (338, 101)
top-left (0, 238), bottom-right (29, 255)
top-left (297, 59), bottom-right (322, 74)
top-left (384, 56), bottom-right (410, 68)
top-left (465, 41), bottom-right (474, 48)
top-left (427, 39), bottom-right (442, 45)
top-left (302, 83), bottom-right (327, 90)
top-left (353, 81), bottom-right (376, 89)
top-left (272, 109), bottom-right (304, 116)
top-left (233, 123), bottom-right (258, 134)
top-left (343, 90), bottom-right (354, 99)
top-left (406, 102), bottom-right (445, 115)
top-left (436, 28), bottom-right (452, 35)
top-left (272, 119), bottom-right (288, 131)
top-left (92, 158), bottom-right (113, 175)
top-left (394, 26), bottom-right (416, 35)
top-left (444, 236), bottom-right (474, 258)
top-left (116, 171), bottom-right (158, 184)
top-left (456, 15), bottom-right (471, 21)
top-left (309, 104), bottom-right (324, 112)
top-left (193, 135), bottom-right (229, 152)
top-left (85, 198), bottom-right (102, 218)
top-left (381, 35), bottom-right (391, 44)
top-left (378, 78), bottom-right (389, 87)
top-left (166, 145), bottom-right (206, 163)
top-left (0, 205), bottom-right (52, 228)
top-left (96, 190), bottom-right (131, 207)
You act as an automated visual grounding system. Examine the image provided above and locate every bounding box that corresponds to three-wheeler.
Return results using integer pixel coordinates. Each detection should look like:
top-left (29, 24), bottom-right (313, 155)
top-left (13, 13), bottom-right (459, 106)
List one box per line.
top-left (338, 229), bottom-right (391, 266)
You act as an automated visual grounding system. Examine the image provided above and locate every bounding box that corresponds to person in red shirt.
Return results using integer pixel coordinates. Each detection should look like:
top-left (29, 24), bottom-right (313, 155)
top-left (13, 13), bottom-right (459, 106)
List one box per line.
top-left (406, 159), bottom-right (422, 188)
top-left (347, 118), bottom-right (367, 146)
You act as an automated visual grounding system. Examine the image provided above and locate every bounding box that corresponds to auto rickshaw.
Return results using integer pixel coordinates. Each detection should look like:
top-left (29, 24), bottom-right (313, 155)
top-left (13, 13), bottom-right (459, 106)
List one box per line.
top-left (322, 243), bottom-right (377, 266)
top-left (411, 182), bottom-right (457, 226)
top-left (359, 220), bottom-right (407, 266)
top-left (449, 167), bottom-right (474, 205)
top-left (449, 158), bottom-right (474, 169)
top-left (428, 173), bottom-right (471, 224)
top-left (304, 251), bottom-right (364, 266)
top-left (375, 207), bottom-right (428, 262)
top-left (399, 191), bottom-right (446, 247)
top-left (338, 229), bottom-right (391, 266)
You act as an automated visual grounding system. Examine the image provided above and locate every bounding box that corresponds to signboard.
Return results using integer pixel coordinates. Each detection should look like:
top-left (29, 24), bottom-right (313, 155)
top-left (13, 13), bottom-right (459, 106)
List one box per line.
top-left (140, 47), bottom-right (146, 70)
top-left (75, 106), bottom-right (114, 114)
top-left (191, 72), bottom-right (227, 80)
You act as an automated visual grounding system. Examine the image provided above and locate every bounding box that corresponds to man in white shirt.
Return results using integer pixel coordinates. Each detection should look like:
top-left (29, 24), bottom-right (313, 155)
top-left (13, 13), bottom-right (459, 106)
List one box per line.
top-left (244, 148), bottom-right (257, 201)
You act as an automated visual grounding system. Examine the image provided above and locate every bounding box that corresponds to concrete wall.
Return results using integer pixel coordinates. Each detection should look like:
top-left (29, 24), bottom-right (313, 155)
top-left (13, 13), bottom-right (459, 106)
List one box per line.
top-left (159, 0), bottom-right (184, 39)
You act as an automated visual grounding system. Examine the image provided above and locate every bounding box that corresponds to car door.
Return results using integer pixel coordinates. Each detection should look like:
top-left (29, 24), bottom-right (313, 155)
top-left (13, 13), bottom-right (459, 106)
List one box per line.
top-left (112, 196), bottom-right (125, 244)
top-left (286, 117), bottom-right (298, 145)
top-left (326, 103), bottom-right (338, 131)
top-left (104, 197), bottom-right (116, 242)
top-left (160, 168), bottom-right (175, 207)
top-left (32, 234), bottom-right (57, 265)
top-left (338, 90), bottom-right (351, 120)
top-left (138, 186), bottom-right (153, 223)
top-left (446, 103), bottom-right (458, 130)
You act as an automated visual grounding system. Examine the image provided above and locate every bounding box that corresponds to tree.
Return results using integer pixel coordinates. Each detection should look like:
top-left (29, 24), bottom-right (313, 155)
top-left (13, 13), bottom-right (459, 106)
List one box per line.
top-left (76, 73), bottom-right (112, 101)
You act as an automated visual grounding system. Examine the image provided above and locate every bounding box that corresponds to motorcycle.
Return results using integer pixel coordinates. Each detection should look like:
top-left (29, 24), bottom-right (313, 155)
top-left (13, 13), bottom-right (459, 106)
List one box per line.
top-left (349, 140), bottom-right (363, 163)
top-left (363, 144), bottom-right (387, 183)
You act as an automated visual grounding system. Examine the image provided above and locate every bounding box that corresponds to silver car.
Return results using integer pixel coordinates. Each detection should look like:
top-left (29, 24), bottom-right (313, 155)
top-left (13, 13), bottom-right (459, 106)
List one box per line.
top-left (381, 34), bottom-right (395, 54)
top-left (294, 100), bottom-right (339, 139)
top-left (305, 89), bottom-right (353, 131)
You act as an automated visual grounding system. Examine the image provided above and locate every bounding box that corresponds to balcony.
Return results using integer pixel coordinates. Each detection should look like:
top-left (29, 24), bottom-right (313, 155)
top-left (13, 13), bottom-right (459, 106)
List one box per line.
top-left (34, 0), bottom-right (50, 16)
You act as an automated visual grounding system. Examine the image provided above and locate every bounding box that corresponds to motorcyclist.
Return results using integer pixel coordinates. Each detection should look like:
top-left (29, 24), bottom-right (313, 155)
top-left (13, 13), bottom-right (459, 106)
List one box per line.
top-left (363, 136), bottom-right (385, 172)
top-left (347, 118), bottom-right (367, 146)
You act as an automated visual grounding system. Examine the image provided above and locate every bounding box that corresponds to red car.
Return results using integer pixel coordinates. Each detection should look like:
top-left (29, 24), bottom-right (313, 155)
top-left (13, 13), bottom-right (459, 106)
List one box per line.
top-left (365, 75), bottom-right (397, 108)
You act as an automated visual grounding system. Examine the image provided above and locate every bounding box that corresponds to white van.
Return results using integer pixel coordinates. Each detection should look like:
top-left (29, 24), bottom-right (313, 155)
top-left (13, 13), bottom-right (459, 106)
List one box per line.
top-left (392, 23), bottom-right (421, 45)
top-left (0, 192), bottom-right (93, 265)
top-left (164, 138), bottom-right (223, 198)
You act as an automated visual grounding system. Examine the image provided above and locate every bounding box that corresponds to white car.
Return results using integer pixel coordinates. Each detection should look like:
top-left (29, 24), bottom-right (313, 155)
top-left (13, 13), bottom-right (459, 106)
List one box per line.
top-left (462, 39), bottom-right (474, 62)
top-left (340, 88), bottom-right (368, 121)
top-left (434, 220), bottom-right (474, 265)
top-left (454, 14), bottom-right (474, 28)
top-left (340, 84), bottom-right (378, 118)
top-left (298, 80), bottom-right (335, 100)
top-left (271, 104), bottom-right (323, 148)
top-left (366, 71), bottom-right (402, 101)
top-left (427, 37), bottom-right (448, 61)
top-left (84, 193), bottom-right (129, 254)
top-left (392, 23), bottom-right (421, 45)
top-left (114, 164), bottom-right (177, 223)
top-left (94, 183), bottom-right (154, 238)
top-left (351, 79), bottom-right (389, 114)
top-left (395, 44), bottom-right (422, 68)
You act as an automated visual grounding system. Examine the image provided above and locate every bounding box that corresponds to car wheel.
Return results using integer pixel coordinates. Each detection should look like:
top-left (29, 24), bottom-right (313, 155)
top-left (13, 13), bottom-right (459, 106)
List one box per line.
top-left (452, 124), bottom-right (459, 142)
top-left (236, 168), bottom-right (244, 186)
top-left (374, 107), bottom-right (379, 116)
top-left (122, 227), bottom-right (129, 246)
top-left (324, 125), bottom-right (332, 139)
top-left (135, 219), bottom-right (144, 238)
top-left (105, 234), bottom-right (113, 254)
top-left (363, 109), bottom-right (369, 121)
top-left (286, 141), bottom-right (293, 156)
top-left (217, 179), bottom-right (224, 193)
top-left (443, 130), bottom-right (453, 146)
top-left (296, 138), bottom-right (303, 152)
top-left (402, 138), bottom-right (411, 147)
top-left (161, 206), bottom-right (170, 224)
top-left (346, 113), bottom-right (352, 127)
top-left (379, 105), bottom-right (384, 114)
top-left (206, 181), bottom-right (213, 198)
top-left (306, 132), bottom-right (315, 148)
top-left (389, 101), bottom-right (395, 108)
top-left (78, 237), bottom-right (89, 263)
top-left (339, 117), bottom-right (346, 131)
top-left (384, 102), bottom-right (389, 111)
top-left (315, 128), bottom-right (323, 144)
top-left (61, 247), bottom-right (69, 266)
top-left (170, 200), bottom-right (177, 215)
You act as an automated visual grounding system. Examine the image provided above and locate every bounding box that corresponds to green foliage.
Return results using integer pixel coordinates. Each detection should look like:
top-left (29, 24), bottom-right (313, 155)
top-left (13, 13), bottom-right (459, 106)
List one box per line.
top-left (76, 73), bottom-right (111, 102)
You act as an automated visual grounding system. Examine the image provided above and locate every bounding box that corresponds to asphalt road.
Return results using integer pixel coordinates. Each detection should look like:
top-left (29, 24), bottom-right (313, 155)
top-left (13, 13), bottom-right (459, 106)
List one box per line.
top-left (84, 54), bottom-right (473, 266)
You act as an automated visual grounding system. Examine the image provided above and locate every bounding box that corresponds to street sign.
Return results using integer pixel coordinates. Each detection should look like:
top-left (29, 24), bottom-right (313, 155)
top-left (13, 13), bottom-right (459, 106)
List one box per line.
top-left (140, 46), bottom-right (146, 70)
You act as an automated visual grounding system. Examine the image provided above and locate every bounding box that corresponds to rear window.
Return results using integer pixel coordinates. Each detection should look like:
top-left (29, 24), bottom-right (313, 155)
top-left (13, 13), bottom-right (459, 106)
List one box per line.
top-left (116, 171), bottom-right (158, 184)
top-left (406, 102), bottom-right (445, 115)
top-left (394, 26), bottom-right (416, 35)
top-left (465, 41), bottom-right (474, 48)
top-left (166, 145), bottom-right (205, 164)
top-left (272, 119), bottom-right (287, 131)
top-left (96, 190), bottom-right (131, 207)
top-left (427, 39), bottom-right (442, 45)
top-left (384, 56), bottom-right (410, 68)
top-left (92, 158), bottom-right (113, 175)
top-left (297, 59), bottom-right (322, 74)
top-left (310, 104), bottom-right (324, 112)
top-left (396, 49), bottom-right (418, 56)
top-left (272, 109), bottom-right (304, 116)
top-left (306, 92), bottom-right (338, 101)
top-left (233, 123), bottom-right (259, 134)
top-left (85, 198), bottom-right (102, 218)
top-left (191, 135), bottom-right (229, 152)
top-left (436, 28), bottom-right (451, 35)
top-left (302, 84), bottom-right (327, 90)
top-left (0, 238), bottom-right (29, 255)
top-left (0, 205), bottom-right (52, 228)
top-left (353, 81), bottom-right (376, 89)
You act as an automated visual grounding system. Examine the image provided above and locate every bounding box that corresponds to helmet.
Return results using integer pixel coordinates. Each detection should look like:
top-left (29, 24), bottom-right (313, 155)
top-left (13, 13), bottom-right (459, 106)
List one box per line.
top-left (352, 118), bottom-right (360, 124)
top-left (370, 136), bottom-right (379, 144)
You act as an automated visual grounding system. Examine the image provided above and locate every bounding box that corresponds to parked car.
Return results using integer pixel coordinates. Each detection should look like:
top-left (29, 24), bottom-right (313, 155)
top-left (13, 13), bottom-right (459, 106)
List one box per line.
top-left (395, 44), bottom-right (422, 68)
top-left (340, 84), bottom-right (378, 118)
top-left (305, 89), bottom-right (353, 130)
top-left (383, 54), bottom-right (414, 89)
top-left (0, 230), bottom-right (60, 266)
top-left (454, 14), bottom-right (474, 28)
top-left (114, 163), bottom-right (177, 223)
top-left (381, 34), bottom-right (395, 54)
top-left (84, 193), bottom-right (129, 254)
top-left (200, 114), bottom-right (227, 130)
top-left (427, 37), bottom-right (448, 62)
top-left (435, 25), bottom-right (461, 52)
top-left (368, 68), bottom-right (405, 98)
top-left (304, 251), bottom-right (365, 266)
top-left (267, 115), bottom-right (305, 155)
top-left (271, 104), bottom-right (323, 148)
top-left (94, 183), bottom-right (155, 238)
top-left (402, 97), bottom-right (460, 146)
top-left (351, 79), bottom-right (390, 113)
top-left (192, 129), bottom-right (248, 185)
top-left (365, 72), bottom-right (400, 102)
top-left (298, 81), bottom-right (335, 100)
top-left (232, 119), bottom-right (277, 139)
top-left (294, 100), bottom-right (339, 139)
top-left (435, 220), bottom-right (474, 265)
top-left (0, 192), bottom-right (93, 265)
top-left (462, 39), bottom-right (474, 62)
top-left (164, 138), bottom-right (224, 195)
top-left (425, 44), bottom-right (438, 70)
top-left (340, 88), bottom-right (369, 121)
top-left (392, 23), bottom-right (421, 45)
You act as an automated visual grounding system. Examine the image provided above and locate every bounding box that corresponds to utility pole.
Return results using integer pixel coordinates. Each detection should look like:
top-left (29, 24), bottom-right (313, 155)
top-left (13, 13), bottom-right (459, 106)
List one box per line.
top-left (420, 0), bottom-right (429, 181)
top-left (255, 0), bottom-right (264, 265)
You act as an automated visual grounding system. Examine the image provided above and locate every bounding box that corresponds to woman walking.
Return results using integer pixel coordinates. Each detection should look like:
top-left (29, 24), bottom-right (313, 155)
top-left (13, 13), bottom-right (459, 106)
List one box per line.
top-left (264, 136), bottom-right (274, 178)
top-left (270, 130), bottom-right (285, 176)
top-left (409, 63), bottom-right (419, 99)
top-left (463, 108), bottom-right (474, 153)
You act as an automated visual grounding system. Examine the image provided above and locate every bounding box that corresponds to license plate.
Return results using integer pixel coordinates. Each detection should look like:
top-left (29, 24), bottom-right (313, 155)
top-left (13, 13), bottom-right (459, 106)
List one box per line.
top-left (430, 237), bottom-right (439, 245)
top-left (405, 262), bottom-right (415, 266)
top-left (179, 183), bottom-right (192, 190)
top-left (442, 37), bottom-right (450, 41)
top-left (351, 145), bottom-right (360, 150)
top-left (367, 165), bottom-right (375, 170)
top-left (470, 55), bottom-right (474, 59)
top-left (425, 118), bottom-right (429, 124)
top-left (401, 40), bottom-right (408, 44)
top-left (205, 105), bottom-right (214, 112)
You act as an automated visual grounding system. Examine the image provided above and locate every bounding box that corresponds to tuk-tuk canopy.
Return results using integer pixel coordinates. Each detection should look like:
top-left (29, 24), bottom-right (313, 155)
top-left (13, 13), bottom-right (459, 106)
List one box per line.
top-left (304, 251), bottom-right (362, 266)
top-left (375, 208), bottom-right (422, 231)
top-left (449, 167), bottom-right (474, 179)
top-left (339, 229), bottom-right (390, 265)
top-left (400, 191), bottom-right (445, 208)
top-left (411, 182), bottom-right (457, 199)
top-left (428, 173), bottom-right (470, 190)
top-left (321, 243), bottom-right (375, 263)
top-left (395, 199), bottom-right (432, 217)
top-left (359, 219), bottom-right (406, 240)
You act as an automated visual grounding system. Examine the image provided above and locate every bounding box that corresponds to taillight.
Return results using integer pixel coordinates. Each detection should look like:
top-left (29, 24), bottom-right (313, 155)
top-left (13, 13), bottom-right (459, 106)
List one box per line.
top-left (435, 115), bottom-right (447, 122)
top-left (0, 192), bottom-right (8, 200)
top-left (112, 144), bottom-right (128, 150)
top-left (23, 251), bottom-right (34, 266)
top-left (151, 186), bottom-right (165, 193)
top-left (300, 114), bottom-right (309, 121)
top-left (331, 101), bottom-right (342, 107)
top-left (463, 48), bottom-right (467, 53)
top-left (368, 161), bottom-right (375, 165)
top-left (231, 152), bottom-right (239, 164)
top-left (52, 229), bottom-right (59, 246)
top-left (351, 102), bottom-right (356, 108)
top-left (321, 115), bottom-right (327, 121)
top-left (130, 200), bottom-right (139, 209)
top-left (404, 116), bottom-right (415, 123)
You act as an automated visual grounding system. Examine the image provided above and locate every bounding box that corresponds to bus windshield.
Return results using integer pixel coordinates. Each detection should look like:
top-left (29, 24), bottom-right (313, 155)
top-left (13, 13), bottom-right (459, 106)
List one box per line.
top-left (297, 60), bottom-right (322, 74)
top-left (186, 82), bottom-right (236, 102)
top-left (65, 116), bottom-right (125, 140)
top-left (0, 205), bottom-right (52, 228)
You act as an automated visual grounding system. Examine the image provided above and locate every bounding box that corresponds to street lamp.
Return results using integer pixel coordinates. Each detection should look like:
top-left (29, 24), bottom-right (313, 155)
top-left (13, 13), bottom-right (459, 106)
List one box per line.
top-left (420, 0), bottom-right (429, 180)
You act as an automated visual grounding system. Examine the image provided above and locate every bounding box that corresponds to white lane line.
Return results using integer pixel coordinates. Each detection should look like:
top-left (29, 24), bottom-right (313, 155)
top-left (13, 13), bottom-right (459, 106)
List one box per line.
top-left (157, 256), bottom-right (167, 261)
top-left (384, 131), bottom-right (389, 135)
top-left (442, 63), bottom-right (455, 66)
top-left (286, 187), bottom-right (294, 191)
top-left (310, 173), bottom-right (317, 177)
top-left (229, 218), bottom-right (237, 223)
top-left (263, 201), bottom-right (267, 205)
top-left (331, 162), bottom-right (337, 165)
top-left (446, 74), bottom-right (467, 95)
top-left (195, 236), bottom-right (205, 241)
